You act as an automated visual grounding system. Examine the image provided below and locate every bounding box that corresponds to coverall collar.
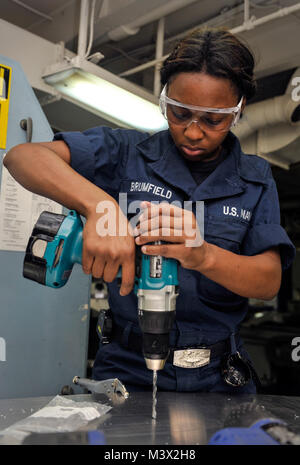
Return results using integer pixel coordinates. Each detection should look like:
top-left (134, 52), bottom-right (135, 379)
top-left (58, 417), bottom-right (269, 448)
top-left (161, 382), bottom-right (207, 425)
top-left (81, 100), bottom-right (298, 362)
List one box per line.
top-left (136, 130), bottom-right (265, 200)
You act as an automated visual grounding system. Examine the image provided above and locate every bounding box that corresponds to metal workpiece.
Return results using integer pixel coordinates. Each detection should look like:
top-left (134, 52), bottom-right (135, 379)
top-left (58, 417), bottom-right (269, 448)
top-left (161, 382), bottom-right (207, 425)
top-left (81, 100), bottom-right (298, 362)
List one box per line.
top-left (100, 392), bottom-right (300, 445)
top-left (1, 392), bottom-right (300, 445)
top-left (72, 377), bottom-right (129, 400)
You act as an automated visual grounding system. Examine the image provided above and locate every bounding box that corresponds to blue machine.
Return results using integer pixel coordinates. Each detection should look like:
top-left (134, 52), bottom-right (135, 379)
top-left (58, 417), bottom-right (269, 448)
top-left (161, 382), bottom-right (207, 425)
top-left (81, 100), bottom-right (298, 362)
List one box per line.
top-left (208, 403), bottom-right (300, 445)
top-left (209, 419), bottom-right (287, 445)
top-left (0, 55), bottom-right (91, 398)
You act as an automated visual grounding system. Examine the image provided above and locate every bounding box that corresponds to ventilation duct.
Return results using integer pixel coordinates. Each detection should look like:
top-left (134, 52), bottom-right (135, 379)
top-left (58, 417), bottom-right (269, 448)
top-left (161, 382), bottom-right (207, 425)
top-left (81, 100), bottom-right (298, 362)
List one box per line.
top-left (232, 68), bottom-right (300, 168)
top-left (233, 94), bottom-right (300, 141)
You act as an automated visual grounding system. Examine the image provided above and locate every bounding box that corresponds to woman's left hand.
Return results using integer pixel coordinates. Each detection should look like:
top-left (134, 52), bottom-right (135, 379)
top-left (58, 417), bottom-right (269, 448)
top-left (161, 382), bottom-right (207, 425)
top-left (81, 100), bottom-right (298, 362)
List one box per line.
top-left (133, 201), bottom-right (209, 270)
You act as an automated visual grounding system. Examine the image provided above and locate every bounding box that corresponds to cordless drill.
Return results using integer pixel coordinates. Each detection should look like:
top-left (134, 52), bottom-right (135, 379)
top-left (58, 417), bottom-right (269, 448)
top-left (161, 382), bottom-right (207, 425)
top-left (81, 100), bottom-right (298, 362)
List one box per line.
top-left (23, 210), bottom-right (179, 372)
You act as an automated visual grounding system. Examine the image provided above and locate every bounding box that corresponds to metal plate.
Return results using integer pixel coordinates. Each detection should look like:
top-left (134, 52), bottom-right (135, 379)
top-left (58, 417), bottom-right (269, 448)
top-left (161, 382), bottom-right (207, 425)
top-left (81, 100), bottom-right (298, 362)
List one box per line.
top-left (0, 392), bottom-right (300, 445)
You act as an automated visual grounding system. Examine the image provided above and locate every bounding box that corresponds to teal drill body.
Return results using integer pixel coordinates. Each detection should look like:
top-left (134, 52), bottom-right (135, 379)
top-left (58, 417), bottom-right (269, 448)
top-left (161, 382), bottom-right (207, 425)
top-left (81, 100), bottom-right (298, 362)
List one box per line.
top-left (34, 210), bottom-right (178, 290)
top-left (43, 210), bottom-right (83, 288)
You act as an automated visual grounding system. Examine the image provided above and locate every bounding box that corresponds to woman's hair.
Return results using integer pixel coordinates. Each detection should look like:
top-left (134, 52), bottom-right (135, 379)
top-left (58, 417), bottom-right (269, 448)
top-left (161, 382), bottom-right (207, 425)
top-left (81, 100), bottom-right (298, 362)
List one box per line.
top-left (160, 27), bottom-right (256, 101)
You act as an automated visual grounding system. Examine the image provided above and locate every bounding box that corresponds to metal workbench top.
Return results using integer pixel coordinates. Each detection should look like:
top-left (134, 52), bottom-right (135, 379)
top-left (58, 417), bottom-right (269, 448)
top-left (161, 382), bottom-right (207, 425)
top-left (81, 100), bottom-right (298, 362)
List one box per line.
top-left (0, 391), bottom-right (300, 445)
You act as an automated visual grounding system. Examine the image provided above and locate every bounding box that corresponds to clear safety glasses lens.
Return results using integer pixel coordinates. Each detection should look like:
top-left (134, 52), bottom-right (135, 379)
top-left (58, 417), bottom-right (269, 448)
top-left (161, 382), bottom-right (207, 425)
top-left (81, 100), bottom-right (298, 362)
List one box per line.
top-left (159, 90), bottom-right (243, 132)
top-left (166, 103), bottom-right (235, 131)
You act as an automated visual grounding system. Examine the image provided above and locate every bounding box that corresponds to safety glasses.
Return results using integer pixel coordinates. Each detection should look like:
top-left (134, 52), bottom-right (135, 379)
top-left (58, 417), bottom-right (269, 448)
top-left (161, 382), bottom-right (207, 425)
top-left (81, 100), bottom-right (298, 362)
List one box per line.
top-left (159, 85), bottom-right (243, 132)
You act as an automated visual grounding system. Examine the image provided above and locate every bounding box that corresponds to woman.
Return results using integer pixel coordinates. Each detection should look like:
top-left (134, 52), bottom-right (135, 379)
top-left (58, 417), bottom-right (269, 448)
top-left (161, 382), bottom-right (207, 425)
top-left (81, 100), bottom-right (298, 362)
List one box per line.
top-left (4, 28), bottom-right (295, 393)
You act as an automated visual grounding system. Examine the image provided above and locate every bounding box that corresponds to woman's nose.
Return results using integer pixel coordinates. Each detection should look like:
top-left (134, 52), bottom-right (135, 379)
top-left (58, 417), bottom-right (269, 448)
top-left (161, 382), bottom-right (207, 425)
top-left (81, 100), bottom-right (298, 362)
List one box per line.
top-left (184, 120), bottom-right (205, 140)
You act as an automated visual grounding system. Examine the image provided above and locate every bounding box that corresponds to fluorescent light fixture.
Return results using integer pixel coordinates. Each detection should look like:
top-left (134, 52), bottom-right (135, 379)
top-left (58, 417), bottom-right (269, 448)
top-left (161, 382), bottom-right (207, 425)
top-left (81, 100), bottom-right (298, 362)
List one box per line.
top-left (43, 64), bottom-right (168, 133)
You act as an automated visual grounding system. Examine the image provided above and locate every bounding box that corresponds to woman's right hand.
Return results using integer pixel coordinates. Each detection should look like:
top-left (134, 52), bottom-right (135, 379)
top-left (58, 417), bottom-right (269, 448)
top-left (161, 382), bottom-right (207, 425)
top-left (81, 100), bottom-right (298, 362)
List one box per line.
top-left (82, 200), bottom-right (136, 296)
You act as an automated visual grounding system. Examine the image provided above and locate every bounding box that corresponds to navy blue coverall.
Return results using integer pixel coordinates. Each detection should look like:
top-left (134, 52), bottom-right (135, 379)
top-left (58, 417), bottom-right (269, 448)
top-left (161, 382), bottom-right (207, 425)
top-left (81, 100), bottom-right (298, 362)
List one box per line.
top-left (54, 128), bottom-right (295, 393)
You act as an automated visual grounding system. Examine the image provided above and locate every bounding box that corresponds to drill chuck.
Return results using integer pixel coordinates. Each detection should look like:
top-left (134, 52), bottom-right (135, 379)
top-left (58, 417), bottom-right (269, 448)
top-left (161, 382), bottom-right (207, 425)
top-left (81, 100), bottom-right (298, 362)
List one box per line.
top-left (138, 309), bottom-right (176, 370)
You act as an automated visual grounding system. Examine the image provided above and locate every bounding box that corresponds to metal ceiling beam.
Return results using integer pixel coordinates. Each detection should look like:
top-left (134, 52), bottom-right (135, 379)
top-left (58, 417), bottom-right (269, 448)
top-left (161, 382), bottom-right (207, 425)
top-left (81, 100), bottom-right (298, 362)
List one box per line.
top-left (8, 0), bottom-right (53, 21)
top-left (28, 1), bottom-right (80, 46)
top-left (120, 1), bottom-right (300, 78)
top-left (97, 0), bottom-right (200, 44)
top-left (27, 0), bottom-right (200, 60)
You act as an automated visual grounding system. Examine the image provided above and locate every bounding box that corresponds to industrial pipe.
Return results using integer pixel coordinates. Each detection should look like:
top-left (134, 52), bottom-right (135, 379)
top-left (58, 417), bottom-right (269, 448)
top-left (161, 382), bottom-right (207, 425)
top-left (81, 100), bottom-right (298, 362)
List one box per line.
top-left (120, 1), bottom-right (300, 78)
top-left (154, 17), bottom-right (165, 97)
top-left (107, 0), bottom-right (200, 42)
top-left (231, 1), bottom-right (300, 34)
top-left (234, 94), bottom-right (300, 141)
top-left (77, 0), bottom-right (90, 59)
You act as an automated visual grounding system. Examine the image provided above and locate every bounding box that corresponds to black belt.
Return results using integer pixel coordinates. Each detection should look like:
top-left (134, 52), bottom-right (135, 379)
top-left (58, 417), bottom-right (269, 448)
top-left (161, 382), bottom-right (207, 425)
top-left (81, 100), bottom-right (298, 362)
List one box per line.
top-left (112, 323), bottom-right (231, 362)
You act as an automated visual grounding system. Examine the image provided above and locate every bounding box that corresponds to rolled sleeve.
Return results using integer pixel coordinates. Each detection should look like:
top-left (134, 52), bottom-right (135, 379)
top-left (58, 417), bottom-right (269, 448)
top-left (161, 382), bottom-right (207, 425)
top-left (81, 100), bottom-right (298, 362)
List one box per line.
top-left (242, 223), bottom-right (295, 271)
top-left (53, 127), bottom-right (136, 192)
top-left (54, 131), bottom-right (95, 183)
top-left (241, 170), bottom-right (295, 271)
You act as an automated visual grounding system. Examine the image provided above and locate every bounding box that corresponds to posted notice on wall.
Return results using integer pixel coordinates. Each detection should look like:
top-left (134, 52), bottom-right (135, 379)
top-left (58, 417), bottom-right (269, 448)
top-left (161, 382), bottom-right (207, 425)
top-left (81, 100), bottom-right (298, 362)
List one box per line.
top-left (0, 165), bottom-right (63, 252)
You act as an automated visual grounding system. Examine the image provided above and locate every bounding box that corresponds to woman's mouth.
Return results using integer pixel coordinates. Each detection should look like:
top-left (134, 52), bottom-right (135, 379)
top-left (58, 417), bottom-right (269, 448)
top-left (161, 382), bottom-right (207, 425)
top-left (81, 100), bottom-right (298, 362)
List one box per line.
top-left (181, 145), bottom-right (206, 157)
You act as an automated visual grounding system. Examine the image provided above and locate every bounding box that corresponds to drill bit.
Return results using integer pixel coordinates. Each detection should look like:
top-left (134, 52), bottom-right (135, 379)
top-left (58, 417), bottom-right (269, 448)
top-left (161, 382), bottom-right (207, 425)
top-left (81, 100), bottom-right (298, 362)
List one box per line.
top-left (152, 370), bottom-right (157, 420)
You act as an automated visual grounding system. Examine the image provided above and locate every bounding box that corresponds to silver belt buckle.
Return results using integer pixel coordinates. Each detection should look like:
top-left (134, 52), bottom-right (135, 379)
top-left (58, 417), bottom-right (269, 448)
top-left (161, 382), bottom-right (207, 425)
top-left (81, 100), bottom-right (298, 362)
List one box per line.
top-left (173, 348), bottom-right (211, 368)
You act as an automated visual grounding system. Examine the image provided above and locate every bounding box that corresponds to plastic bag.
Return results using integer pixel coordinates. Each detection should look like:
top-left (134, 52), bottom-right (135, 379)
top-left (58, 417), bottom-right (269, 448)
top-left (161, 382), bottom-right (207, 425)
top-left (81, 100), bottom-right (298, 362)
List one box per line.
top-left (0, 395), bottom-right (111, 444)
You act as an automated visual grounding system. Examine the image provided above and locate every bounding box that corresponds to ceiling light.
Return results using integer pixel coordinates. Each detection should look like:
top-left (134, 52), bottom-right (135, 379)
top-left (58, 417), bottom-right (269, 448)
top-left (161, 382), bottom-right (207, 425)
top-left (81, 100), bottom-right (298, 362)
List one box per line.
top-left (43, 58), bottom-right (168, 133)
